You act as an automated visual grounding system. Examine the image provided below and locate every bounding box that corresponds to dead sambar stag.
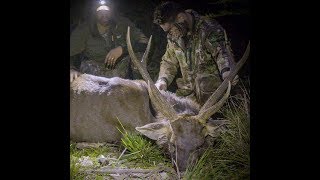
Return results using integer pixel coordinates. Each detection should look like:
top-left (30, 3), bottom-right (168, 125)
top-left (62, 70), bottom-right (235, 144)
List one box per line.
top-left (126, 26), bottom-right (250, 171)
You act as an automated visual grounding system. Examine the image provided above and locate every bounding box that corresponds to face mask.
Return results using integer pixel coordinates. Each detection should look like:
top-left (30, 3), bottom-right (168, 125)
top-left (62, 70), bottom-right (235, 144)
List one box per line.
top-left (168, 21), bottom-right (190, 49)
top-left (173, 21), bottom-right (188, 37)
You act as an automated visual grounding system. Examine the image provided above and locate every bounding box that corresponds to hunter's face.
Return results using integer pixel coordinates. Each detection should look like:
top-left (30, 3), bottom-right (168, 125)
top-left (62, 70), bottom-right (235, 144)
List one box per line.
top-left (96, 10), bottom-right (111, 26)
top-left (160, 22), bottom-right (173, 32)
top-left (166, 21), bottom-right (188, 41)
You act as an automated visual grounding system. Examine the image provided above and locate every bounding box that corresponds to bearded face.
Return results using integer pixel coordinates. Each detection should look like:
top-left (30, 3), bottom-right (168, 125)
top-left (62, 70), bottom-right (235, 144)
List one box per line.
top-left (96, 10), bottom-right (111, 26)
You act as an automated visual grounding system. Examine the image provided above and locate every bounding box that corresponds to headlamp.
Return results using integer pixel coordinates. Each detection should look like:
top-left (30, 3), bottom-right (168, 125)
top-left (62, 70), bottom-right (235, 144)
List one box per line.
top-left (97, 0), bottom-right (110, 11)
top-left (97, 5), bottom-right (110, 11)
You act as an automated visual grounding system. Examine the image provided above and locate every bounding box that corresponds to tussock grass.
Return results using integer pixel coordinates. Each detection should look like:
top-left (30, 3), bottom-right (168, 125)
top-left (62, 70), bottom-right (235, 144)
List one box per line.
top-left (184, 84), bottom-right (250, 180)
top-left (117, 119), bottom-right (171, 168)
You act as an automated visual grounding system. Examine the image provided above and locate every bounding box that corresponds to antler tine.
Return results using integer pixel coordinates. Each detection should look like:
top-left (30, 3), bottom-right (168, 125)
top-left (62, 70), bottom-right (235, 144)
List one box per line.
top-left (196, 81), bottom-right (231, 123)
top-left (126, 26), bottom-right (154, 83)
top-left (141, 35), bottom-right (152, 64)
top-left (126, 26), bottom-right (178, 121)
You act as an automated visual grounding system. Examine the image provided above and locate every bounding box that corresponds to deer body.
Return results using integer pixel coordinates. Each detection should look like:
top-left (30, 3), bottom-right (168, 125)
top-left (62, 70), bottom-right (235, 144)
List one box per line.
top-left (70, 74), bottom-right (202, 143)
top-left (70, 75), bottom-right (154, 142)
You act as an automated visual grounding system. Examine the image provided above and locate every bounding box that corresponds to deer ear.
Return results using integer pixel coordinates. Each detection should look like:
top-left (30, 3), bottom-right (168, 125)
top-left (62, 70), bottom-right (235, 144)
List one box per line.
top-left (135, 121), bottom-right (171, 142)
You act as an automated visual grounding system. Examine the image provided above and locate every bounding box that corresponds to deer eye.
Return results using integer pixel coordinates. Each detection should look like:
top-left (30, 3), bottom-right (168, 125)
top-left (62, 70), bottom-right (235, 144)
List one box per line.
top-left (157, 135), bottom-right (168, 144)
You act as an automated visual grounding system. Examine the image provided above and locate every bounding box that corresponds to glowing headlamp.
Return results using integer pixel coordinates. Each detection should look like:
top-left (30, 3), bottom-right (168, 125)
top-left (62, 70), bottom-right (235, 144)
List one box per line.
top-left (96, 5), bottom-right (110, 11)
top-left (97, 1), bottom-right (110, 11)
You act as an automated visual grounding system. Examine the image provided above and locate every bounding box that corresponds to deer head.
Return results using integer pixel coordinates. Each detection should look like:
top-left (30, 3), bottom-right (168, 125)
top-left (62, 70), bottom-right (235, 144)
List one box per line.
top-left (126, 26), bottom-right (250, 171)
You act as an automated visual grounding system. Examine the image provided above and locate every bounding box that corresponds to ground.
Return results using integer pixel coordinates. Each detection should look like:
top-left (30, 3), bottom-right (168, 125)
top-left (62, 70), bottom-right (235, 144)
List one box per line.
top-left (70, 142), bottom-right (178, 179)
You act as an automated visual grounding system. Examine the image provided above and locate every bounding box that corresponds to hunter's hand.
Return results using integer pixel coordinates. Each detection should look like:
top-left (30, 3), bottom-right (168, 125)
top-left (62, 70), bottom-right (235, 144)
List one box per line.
top-left (222, 71), bottom-right (239, 86)
top-left (155, 79), bottom-right (167, 91)
top-left (105, 46), bottom-right (123, 69)
top-left (70, 69), bottom-right (81, 83)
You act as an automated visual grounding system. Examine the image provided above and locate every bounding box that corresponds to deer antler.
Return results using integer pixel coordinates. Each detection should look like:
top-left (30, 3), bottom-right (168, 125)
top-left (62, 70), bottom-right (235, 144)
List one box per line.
top-left (126, 26), bottom-right (179, 121)
top-left (196, 81), bottom-right (231, 123)
top-left (196, 41), bottom-right (250, 122)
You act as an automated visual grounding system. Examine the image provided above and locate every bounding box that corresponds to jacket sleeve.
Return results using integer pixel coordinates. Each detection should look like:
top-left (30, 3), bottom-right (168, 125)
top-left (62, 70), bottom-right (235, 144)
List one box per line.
top-left (205, 28), bottom-right (235, 76)
top-left (158, 41), bottom-right (179, 86)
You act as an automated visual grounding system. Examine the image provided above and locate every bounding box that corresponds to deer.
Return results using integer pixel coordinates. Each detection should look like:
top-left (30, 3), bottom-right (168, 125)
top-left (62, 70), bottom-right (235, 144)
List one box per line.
top-left (69, 26), bottom-right (250, 171)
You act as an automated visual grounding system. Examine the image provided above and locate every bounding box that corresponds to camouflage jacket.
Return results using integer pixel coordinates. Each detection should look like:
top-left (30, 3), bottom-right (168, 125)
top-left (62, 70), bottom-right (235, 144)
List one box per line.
top-left (70, 16), bottom-right (148, 69)
top-left (158, 10), bottom-right (235, 102)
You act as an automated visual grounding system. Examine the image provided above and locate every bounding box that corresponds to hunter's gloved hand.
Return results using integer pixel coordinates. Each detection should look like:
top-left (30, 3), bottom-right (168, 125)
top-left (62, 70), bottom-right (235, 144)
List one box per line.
top-left (70, 69), bottom-right (81, 83)
top-left (155, 78), bottom-right (167, 91)
top-left (105, 46), bottom-right (123, 69)
top-left (222, 71), bottom-right (239, 86)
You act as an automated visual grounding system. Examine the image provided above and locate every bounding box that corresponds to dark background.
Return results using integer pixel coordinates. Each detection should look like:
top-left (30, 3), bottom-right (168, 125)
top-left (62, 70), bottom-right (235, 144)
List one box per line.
top-left (3, 0), bottom-right (317, 179)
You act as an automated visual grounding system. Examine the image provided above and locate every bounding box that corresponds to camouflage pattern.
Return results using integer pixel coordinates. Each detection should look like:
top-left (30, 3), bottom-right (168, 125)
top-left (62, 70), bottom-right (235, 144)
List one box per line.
top-left (70, 16), bottom-right (148, 79)
top-left (158, 10), bottom-right (235, 105)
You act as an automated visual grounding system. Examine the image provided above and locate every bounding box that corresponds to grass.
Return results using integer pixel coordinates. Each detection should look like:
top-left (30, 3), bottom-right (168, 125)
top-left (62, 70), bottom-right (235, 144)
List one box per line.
top-left (70, 155), bottom-right (86, 180)
top-left (70, 118), bottom-right (173, 179)
top-left (70, 142), bottom-right (112, 179)
top-left (184, 83), bottom-right (250, 180)
top-left (117, 119), bottom-right (172, 168)
top-left (70, 142), bottom-right (111, 159)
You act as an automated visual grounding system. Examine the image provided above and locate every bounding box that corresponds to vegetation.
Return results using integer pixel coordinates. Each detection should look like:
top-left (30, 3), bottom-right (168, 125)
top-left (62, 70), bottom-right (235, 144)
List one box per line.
top-left (117, 119), bottom-right (172, 168)
top-left (184, 83), bottom-right (250, 180)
